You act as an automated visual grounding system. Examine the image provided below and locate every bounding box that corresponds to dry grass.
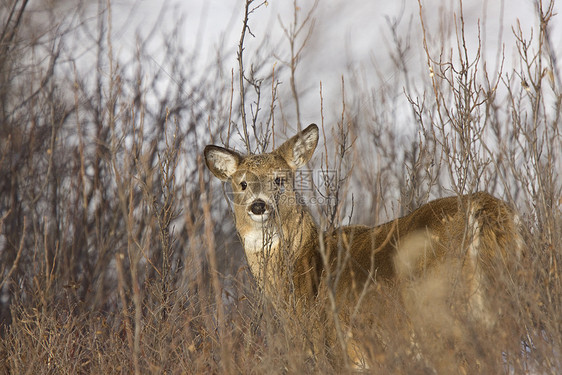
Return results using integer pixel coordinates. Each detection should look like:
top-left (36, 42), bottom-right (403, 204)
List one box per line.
top-left (0, 0), bottom-right (560, 373)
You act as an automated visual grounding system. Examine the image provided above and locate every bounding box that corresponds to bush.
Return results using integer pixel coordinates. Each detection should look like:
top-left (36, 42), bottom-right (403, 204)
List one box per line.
top-left (0, 0), bottom-right (560, 373)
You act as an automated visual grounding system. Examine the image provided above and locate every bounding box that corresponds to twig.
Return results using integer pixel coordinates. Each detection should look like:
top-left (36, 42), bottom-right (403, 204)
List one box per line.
top-left (0, 216), bottom-right (25, 291)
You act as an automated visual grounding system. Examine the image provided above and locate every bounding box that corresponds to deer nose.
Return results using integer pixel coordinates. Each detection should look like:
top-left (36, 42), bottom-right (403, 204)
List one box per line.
top-left (250, 199), bottom-right (267, 215)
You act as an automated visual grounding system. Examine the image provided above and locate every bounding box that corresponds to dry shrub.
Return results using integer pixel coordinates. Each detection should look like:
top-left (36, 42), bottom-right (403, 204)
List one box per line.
top-left (0, 0), bottom-right (560, 374)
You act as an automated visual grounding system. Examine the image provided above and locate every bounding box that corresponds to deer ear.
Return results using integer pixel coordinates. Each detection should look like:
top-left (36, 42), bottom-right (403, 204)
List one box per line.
top-left (276, 124), bottom-right (319, 169)
top-left (204, 145), bottom-right (242, 181)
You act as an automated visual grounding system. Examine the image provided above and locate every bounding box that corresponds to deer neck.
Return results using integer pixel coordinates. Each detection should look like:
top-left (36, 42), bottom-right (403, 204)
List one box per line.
top-left (241, 203), bottom-right (319, 296)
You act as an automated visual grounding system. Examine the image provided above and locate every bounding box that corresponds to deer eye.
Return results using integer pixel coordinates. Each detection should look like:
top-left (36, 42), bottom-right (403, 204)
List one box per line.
top-left (274, 177), bottom-right (285, 186)
top-left (240, 181), bottom-right (247, 190)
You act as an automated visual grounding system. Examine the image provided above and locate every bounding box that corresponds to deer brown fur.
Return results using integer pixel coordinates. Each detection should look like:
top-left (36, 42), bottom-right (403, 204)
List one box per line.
top-left (204, 123), bottom-right (522, 367)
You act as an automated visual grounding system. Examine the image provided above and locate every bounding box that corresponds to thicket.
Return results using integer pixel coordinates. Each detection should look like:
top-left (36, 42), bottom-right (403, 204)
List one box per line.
top-left (0, 0), bottom-right (560, 373)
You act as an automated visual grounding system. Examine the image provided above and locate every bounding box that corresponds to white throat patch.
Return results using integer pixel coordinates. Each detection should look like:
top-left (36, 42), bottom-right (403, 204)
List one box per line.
top-left (243, 228), bottom-right (279, 254)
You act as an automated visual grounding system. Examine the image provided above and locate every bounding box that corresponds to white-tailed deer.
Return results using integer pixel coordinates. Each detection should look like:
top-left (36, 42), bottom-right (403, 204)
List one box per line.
top-left (204, 124), bottom-right (522, 367)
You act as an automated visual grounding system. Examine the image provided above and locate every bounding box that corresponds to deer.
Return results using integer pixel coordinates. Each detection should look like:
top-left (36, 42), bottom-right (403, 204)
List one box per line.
top-left (204, 123), bottom-right (522, 368)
